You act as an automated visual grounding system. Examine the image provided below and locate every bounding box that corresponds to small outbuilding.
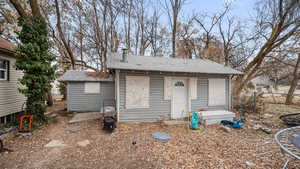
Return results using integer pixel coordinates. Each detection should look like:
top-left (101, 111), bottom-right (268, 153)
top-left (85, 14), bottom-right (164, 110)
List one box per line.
top-left (58, 71), bottom-right (115, 112)
top-left (60, 53), bottom-right (243, 122)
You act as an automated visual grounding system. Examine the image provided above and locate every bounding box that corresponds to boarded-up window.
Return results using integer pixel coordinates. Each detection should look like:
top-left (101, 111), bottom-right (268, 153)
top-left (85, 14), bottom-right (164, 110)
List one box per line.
top-left (84, 82), bottom-right (100, 93)
top-left (126, 76), bottom-right (150, 109)
top-left (164, 77), bottom-right (172, 100)
top-left (208, 78), bottom-right (226, 105)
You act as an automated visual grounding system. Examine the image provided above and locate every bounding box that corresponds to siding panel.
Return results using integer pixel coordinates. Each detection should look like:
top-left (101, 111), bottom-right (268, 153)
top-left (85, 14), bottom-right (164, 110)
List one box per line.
top-left (68, 81), bottom-right (115, 112)
top-left (119, 71), bottom-right (171, 122)
top-left (0, 54), bottom-right (26, 117)
top-left (191, 77), bottom-right (229, 111)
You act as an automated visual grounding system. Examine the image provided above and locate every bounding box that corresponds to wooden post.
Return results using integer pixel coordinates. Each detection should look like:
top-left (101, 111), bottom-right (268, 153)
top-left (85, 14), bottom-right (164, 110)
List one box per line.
top-left (253, 92), bottom-right (257, 113)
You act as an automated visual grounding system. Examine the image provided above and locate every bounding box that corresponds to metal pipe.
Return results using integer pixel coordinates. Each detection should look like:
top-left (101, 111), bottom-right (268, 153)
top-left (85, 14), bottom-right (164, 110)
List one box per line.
top-left (121, 48), bottom-right (128, 62)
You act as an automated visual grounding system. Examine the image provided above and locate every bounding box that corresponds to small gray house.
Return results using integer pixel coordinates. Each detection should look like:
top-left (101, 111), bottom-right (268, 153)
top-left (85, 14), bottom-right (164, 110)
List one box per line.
top-left (58, 71), bottom-right (115, 112)
top-left (59, 53), bottom-right (242, 122)
top-left (0, 38), bottom-right (26, 123)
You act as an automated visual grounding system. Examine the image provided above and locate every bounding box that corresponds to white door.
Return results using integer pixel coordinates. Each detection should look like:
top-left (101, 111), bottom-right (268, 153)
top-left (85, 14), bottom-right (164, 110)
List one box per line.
top-left (172, 78), bottom-right (188, 119)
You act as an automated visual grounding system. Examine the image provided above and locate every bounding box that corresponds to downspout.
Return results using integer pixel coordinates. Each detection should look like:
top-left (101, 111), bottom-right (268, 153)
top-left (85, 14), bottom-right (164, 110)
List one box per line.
top-left (67, 82), bottom-right (70, 112)
top-left (116, 70), bottom-right (120, 121)
top-left (228, 75), bottom-right (232, 111)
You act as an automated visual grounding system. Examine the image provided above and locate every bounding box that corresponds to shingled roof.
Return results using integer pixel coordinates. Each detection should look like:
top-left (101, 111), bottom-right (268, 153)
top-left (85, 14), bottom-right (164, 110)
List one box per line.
top-left (0, 38), bottom-right (15, 54)
top-left (107, 53), bottom-right (243, 75)
top-left (58, 70), bottom-right (114, 82)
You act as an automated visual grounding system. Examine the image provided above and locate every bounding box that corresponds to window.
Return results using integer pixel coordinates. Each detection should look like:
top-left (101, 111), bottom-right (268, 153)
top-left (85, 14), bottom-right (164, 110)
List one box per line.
top-left (208, 78), bottom-right (226, 106)
top-left (84, 82), bottom-right (100, 93)
top-left (126, 76), bottom-right (150, 109)
top-left (174, 81), bottom-right (185, 87)
top-left (0, 59), bottom-right (8, 81)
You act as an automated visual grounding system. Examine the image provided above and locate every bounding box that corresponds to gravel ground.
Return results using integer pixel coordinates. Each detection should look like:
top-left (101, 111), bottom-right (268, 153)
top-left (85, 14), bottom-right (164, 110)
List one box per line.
top-left (1, 107), bottom-right (300, 169)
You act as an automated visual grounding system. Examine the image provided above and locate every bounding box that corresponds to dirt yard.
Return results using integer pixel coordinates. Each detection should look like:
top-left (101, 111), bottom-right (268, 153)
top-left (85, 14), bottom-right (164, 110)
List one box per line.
top-left (1, 103), bottom-right (300, 169)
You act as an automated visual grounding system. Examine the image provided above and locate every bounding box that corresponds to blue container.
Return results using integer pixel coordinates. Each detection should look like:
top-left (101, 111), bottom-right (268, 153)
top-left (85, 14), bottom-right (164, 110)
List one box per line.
top-left (191, 112), bottom-right (199, 129)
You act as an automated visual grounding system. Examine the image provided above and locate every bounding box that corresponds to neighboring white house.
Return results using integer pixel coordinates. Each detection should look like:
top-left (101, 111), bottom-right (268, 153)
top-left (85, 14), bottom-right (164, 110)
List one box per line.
top-left (252, 76), bottom-right (274, 86)
top-left (0, 38), bottom-right (26, 123)
top-left (59, 53), bottom-right (243, 122)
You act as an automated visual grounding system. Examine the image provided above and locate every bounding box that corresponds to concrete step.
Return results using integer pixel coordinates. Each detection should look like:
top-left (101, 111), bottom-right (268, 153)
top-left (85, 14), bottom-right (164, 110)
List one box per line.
top-left (199, 110), bottom-right (235, 125)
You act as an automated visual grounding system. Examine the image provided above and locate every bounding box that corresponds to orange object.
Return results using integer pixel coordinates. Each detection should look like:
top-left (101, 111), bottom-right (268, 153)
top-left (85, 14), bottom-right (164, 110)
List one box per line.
top-left (19, 115), bottom-right (33, 132)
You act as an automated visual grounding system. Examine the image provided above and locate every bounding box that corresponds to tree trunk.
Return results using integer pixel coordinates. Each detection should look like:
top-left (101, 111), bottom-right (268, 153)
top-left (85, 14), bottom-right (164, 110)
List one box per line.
top-left (171, 8), bottom-right (177, 58)
top-left (54, 0), bottom-right (75, 69)
top-left (233, 44), bottom-right (274, 98)
top-left (102, 0), bottom-right (108, 73)
top-left (46, 90), bottom-right (53, 106)
top-left (285, 53), bottom-right (300, 105)
top-left (9, 0), bottom-right (27, 18)
top-left (79, 15), bottom-right (83, 70)
top-left (29, 0), bottom-right (42, 17)
top-left (127, 0), bottom-right (132, 51)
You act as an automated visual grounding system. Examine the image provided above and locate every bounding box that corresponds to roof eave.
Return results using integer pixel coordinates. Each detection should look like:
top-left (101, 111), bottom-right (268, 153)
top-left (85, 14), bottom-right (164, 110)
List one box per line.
top-left (107, 66), bottom-right (244, 75)
top-left (0, 47), bottom-right (15, 56)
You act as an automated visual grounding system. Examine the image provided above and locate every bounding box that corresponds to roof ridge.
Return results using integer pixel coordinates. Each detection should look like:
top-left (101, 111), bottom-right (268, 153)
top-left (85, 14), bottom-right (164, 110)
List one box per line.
top-left (107, 52), bottom-right (243, 75)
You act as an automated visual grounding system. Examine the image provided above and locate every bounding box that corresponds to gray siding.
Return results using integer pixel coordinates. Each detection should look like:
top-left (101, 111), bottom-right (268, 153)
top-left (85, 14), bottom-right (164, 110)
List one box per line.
top-left (119, 72), bottom-right (171, 122)
top-left (191, 78), bottom-right (229, 111)
top-left (68, 81), bottom-right (115, 112)
top-left (0, 53), bottom-right (26, 117)
top-left (119, 70), bottom-right (229, 122)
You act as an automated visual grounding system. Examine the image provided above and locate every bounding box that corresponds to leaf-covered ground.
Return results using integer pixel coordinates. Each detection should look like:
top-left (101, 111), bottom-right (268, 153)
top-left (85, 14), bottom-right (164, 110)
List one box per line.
top-left (1, 103), bottom-right (300, 169)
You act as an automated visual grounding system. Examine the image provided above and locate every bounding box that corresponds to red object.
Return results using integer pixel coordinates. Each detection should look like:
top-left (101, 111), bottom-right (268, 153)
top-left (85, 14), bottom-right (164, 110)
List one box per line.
top-left (19, 115), bottom-right (33, 132)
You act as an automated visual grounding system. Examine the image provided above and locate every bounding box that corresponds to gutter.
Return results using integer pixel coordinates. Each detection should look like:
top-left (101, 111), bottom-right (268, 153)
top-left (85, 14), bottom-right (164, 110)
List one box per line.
top-left (0, 47), bottom-right (15, 56)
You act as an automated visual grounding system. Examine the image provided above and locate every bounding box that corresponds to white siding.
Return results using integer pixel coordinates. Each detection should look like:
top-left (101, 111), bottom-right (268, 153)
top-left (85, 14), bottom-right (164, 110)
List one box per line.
top-left (0, 53), bottom-right (26, 117)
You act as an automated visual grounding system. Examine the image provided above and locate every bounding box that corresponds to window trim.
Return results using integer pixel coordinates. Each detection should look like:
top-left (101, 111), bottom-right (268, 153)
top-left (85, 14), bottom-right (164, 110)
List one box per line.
top-left (0, 59), bottom-right (8, 81)
top-left (208, 78), bottom-right (226, 106)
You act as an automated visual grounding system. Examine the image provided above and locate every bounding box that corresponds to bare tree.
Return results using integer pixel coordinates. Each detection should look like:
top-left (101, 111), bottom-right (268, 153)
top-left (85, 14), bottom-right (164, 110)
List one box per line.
top-left (194, 7), bottom-right (228, 57)
top-left (218, 17), bottom-right (238, 66)
top-left (136, 0), bottom-right (147, 55)
top-left (92, 0), bottom-right (104, 71)
top-left (54, 0), bottom-right (76, 69)
top-left (164, 0), bottom-right (186, 57)
top-left (176, 19), bottom-right (198, 58)
top-left (101, 0), bottom-right (109, 72)
top-left (147, 9), bottom-right (161, 56)
top-left (285, 53), bottom-right (300, 104)
top-left (234, 0), bottom-right (300, 98)
top-left (8, 0), bottom-right (27, 18)
top-left (122, 0), bottom-right (133, 51)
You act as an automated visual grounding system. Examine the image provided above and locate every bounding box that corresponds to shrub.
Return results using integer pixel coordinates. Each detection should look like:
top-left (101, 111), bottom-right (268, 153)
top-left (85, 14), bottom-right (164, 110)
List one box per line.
top-left (15, 17), bottom-right (56, 122)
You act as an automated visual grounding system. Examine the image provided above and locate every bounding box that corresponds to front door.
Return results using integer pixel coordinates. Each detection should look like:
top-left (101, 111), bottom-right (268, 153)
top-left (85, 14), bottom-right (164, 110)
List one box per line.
top-left (172, 78), bottom-right (188, 119)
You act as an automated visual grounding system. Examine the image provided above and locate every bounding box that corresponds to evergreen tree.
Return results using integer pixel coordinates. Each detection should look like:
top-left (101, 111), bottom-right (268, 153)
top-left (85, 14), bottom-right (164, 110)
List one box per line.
top-left (15, 16), bottom-right (56, 121)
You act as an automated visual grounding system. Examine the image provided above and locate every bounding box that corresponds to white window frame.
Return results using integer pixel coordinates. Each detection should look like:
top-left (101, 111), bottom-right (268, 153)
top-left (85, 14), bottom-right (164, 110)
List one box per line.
top-left (208, 78), bottom-right (226, 106)
top-left (189, 77), bottom-right (198, 100)
top-left (0, 59), bottom-right (8, 81)
top-left (84, 82), bottom-right (100, 94)
top-left (164, 77), bottom-right (172, 100)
